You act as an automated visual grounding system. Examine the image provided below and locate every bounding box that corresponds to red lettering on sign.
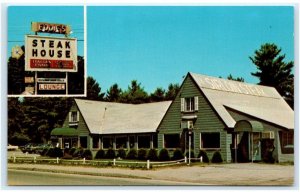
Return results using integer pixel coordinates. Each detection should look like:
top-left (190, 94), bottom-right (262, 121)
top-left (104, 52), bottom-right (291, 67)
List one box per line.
top-left (30, 59), bottom-right (73, 69)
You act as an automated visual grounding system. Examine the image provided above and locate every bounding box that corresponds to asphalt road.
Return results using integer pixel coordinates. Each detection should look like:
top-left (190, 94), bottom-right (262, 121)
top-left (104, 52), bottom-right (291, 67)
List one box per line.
top-left (7, 169), bottom-right (200, 186)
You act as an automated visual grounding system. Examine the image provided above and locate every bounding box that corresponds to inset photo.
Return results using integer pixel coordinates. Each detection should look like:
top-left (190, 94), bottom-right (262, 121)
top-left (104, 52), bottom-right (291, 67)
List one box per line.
top-left (7, 6), bottom-right (85, 96)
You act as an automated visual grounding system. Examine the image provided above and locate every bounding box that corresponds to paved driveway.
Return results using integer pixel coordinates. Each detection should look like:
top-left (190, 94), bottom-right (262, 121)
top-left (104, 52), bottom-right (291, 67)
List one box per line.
top-left (7, 163), bottom-right (294, 186)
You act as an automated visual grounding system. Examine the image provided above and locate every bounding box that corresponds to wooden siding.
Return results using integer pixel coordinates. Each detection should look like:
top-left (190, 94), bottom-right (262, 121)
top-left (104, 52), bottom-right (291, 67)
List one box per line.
top-left (226, 108), bottom-right (292, 162)
top-left (63, 103), bottom-right (90, 136)
top-left (158, 75), bottom-right (230, 162)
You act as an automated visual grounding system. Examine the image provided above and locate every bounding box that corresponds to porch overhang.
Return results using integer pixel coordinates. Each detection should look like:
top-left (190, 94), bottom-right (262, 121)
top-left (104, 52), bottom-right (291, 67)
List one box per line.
top-left (50, 127), bottom-right (78, 137)
top-left (234, 120), bottom-right (264, 132)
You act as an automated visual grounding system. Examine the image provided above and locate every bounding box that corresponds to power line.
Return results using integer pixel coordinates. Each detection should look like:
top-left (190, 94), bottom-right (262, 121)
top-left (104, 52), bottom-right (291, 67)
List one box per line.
top-left (8, 39), bottom-right (84, 42)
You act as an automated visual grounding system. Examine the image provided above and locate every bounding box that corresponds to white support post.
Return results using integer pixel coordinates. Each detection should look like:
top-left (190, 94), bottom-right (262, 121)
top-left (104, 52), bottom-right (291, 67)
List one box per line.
top-left (189, 134), bottom-right (191, 165)
top-left (235, 134), bottom-right (237, 163)
top-left (251, 133), bottom-right (254, 163)
top-left (184, 156), bottom-right (187, 163)
top-left (35, 71), bottom-right (37, 95)
top-left (56, 157), bottom-right (59, 164)
top-left (83, 158), bottom-right (86, 164)
top-left (66, 72), bottom-right (68, 95)
top-left (113, 159), bottom-right (116, 166)
top-left (147, 160), bottom-right (150, 170)
top-left (200, 156), bottom-right (203, 163)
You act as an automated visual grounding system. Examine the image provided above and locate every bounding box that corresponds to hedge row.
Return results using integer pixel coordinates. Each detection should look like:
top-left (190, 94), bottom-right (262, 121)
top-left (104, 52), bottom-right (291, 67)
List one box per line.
top-left (41, 147), bottom-right (223, 163)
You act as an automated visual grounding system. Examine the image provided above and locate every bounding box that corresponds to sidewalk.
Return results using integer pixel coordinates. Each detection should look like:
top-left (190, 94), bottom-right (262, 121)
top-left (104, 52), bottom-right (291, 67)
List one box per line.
top-left (7, 163), bottom-right (294, 185)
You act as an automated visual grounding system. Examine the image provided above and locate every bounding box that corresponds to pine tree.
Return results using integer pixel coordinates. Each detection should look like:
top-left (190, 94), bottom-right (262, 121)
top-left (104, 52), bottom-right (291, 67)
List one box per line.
top-left (250, 43), bottom-right (294, 108)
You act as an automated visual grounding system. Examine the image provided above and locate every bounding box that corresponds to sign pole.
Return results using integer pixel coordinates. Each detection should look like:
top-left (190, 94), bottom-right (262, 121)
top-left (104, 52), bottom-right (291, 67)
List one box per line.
top-left (188, 129), bottom-right (191, 165)
top-left (66, 72), bottom-right (68, 95)
top-left (35, 71), bottom-right (37, 95)
top-left (235, 134), bottom-right (237, 163)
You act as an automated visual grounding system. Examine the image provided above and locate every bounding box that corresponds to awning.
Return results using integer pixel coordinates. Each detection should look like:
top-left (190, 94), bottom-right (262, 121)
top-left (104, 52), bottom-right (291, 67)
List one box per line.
top-left (234, 120), bottom-right (264, 132)
top-left (50, 127), bottom-right (78, 136)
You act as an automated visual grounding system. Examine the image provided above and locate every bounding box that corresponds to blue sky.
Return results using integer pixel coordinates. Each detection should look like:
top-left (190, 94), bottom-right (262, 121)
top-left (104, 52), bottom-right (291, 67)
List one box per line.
top-left (7, 6), bottom-right (294, 94)
top-left (7, 6), bottom-right (84, 56)
top-left (87, 6), bottom-right (294, 93)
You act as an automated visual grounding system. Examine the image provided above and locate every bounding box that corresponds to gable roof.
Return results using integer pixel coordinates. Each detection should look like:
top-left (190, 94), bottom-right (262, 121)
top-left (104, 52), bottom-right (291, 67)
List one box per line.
top-left (189, 72), bottom-right (294, 129)
top-left (75, 99), bottom-right (172, 134)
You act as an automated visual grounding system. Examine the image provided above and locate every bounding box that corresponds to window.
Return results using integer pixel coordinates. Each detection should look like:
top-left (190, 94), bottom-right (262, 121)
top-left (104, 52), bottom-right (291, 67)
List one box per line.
top-left (279, 131), bottom-right (294, 154)
top-left (116, 136), bottom-right (127, 149)
top-left (181, 97), bottom-right (198, 112)
top-left (153, 135), bottom-right (158, 148)
top-left (200, 132), bottom-right (220, 149)
top-left (181, 120), bottom-right (194, 129)
top-left (138, 135), bottom-right (150, 149)
top-left (164, 134), bottom-right (180, 148)
top-left (129, 136), bottom-right (135, 149)
top-left (92, 135), bottom-right (99, 149)
top-left (80, 136), bottom-right (87, 148)
top-left (103, 137), bottom-right (113, 149)
top-left (69, 111), bottom-right (79, 127)
top-left (70, 111), bottom-right (79, 122)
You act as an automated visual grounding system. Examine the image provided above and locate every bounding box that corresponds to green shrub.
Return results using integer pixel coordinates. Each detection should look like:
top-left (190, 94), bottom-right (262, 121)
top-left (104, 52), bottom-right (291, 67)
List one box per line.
top-left (147, 149), bottom-right (158, 161)
top-left (198, 150), bottom-right (209, 163)
top-left (138, 149), bottom-right (147, 160)
top-left (95, 149), bottom-right (105, 159)
top-left (72, 148), bottom-right (84, 158)
top-left (82, 149), bottom-right (93, 160)
top-left (45, 148), bottom-right (54, 157)
top-left (117, 148), bottom-right (126, 159)
top-left (69, 148), bottom-right (76, 156)
top-left (41, 148), bottom-right (48, 156)
top-left (159, 148), bottom-right (170, 161)
top-left (49, 147), bottom-right (63, 158)
top-left (172, 149), bottom-right (184, 160)
top-left (126, 149), bottom-right (137, 159)
top-left (105, 148), bottom-right (116, 159)
top-left (211, 151), bottom-right (223, 163)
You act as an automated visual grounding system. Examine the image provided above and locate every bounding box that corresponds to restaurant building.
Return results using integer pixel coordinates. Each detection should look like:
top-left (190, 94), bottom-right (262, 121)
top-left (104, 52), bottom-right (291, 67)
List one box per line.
top-left (51, 72), bottom-right (294, 163)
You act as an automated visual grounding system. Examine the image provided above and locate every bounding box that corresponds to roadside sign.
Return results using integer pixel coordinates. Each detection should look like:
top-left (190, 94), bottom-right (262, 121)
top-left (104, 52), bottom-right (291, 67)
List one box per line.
top-left (38, 83), bottom-right (66, 90)
top-left (25, 35), bottom-right (77, 72)
top-left (31, 22), bottom-right (71, 35)
top-left (24, 77), bottom-right (34, 83)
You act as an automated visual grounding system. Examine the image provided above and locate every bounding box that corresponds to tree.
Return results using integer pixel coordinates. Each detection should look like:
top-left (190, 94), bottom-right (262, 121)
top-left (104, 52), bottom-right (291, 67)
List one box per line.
top-left (86, 76), bottom-right (105, 101)
top-left (120, 80), bottom-right (149, 104)
top-left (68, 56), bottom-right (85, 94)
top-left (150, 87), bottom-right (165, 102)
top-left (7, 46), bottom-right (29, 94)
top-left (250, 43), bottom-right (294, 108)
top-left (105, 83), bottom-right (122, 102)
top-left (7, 97), bottom-right (74, 144)
top-left (7, 98), bottom-right (27, 145)
top-left (227, 74), bottom-right (244, 82)
top-left (165, 83), bottom-right (180, 100)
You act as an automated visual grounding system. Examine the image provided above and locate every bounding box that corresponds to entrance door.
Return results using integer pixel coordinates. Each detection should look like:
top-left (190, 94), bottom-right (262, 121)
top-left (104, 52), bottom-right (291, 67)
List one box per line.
top-left (237, 132), bottom-right (249, 162)
top-left (261, 139), bottom-right (275, 163)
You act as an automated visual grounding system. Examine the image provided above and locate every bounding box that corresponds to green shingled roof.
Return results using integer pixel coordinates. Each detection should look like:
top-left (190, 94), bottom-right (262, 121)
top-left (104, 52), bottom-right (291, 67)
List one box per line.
top-left (50, 127), bottom-right (78, 136)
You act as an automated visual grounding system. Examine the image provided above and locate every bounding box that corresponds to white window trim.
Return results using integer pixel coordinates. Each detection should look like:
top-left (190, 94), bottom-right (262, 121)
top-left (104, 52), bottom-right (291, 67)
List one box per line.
top-left (181, 96), bottom-right (199, 112)
top-left (69, 111), bottom-right (79, 123)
